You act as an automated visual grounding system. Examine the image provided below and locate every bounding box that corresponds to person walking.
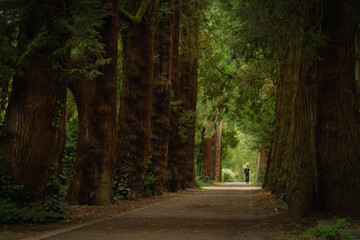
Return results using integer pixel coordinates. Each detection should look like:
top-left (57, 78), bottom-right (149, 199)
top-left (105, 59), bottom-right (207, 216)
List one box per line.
top-left (244, 165), bottom-right (250, 183)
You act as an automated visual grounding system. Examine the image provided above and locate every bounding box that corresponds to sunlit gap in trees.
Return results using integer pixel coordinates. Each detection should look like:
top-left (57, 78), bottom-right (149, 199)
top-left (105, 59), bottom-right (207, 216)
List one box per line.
top-left (203, 183), bottom-right (261, 191)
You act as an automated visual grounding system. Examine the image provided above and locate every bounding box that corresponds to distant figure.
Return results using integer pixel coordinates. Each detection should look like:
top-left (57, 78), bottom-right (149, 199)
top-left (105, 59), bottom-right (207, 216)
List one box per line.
top-left (244, 165), bottom-right (250, 183)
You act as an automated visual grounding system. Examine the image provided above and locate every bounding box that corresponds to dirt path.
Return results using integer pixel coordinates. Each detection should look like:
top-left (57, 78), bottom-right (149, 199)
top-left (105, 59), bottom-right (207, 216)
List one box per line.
top-left (22, 183), bottom-right (294, 240)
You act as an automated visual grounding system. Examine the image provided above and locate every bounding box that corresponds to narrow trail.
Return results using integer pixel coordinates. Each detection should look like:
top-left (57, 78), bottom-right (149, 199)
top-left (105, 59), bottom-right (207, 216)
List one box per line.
top-left (27, 183), bottom-right (283, 240)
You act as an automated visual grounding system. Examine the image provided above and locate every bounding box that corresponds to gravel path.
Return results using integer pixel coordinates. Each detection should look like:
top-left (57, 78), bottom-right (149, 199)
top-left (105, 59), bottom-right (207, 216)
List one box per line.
top-left (26, 183), bottom-right (276, 240)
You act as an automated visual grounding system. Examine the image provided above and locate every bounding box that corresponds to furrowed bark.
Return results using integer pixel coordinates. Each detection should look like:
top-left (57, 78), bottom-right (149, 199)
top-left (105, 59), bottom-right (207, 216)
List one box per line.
top-left (0, 1), bottom-right (67, 201)
top-left (149, 0), bottom-right (174, 196)
top-left (166, 0), bottom-right (181, 192)
top-left (116, 0), bottom-right (156, 198)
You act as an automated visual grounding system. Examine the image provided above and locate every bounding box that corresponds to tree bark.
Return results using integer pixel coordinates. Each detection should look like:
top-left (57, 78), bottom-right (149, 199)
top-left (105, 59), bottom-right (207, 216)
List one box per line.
top-left (0, 1), bottom-right (67, 201)
top-left (116, 0), bottom-right (156, 198)
top-left (166, 0), bottom-right (181, 192)
top-left (263, 59), bottom-right (296, 197)
top-left (316, 0), bottom-right (360, 216)
top-left (148, 0), bottom-right (174, 196)
top-left (213, 123), bottom-right (222, 182)
top-left (201, 130), bottom-right (212, 177)
top-left (68, 0), bottom-right (118, 205)
top-left (180, 0), bottom-right (199, 188)
top-left (265, 0), bottom-right (360, 217)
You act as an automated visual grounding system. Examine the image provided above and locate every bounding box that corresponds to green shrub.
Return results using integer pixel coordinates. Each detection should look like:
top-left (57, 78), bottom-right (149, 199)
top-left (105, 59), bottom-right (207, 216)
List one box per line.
top-left (295, 218), bottom-right (355, 240)
top-left (195, 169), bottom-right (214, 187)
top-left (143, 171), bottom-right (157, 197)
top-left (112, 157), bottom-right (132, 200)
top-left (0, 159), bottom-right (67, 224)
top-left (222, 168), bottom-right (236, 182)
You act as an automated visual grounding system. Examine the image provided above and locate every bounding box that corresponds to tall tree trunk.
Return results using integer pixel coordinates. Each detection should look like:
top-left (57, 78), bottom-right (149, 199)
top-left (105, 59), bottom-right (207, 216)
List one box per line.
top-left (0, 1), bottom-right (67, 201)
top-left (201, 130), bottom-right (212, 177)
top-left (254, 147), bottom-right (261, 183)
top-left (263, 60), bottom-right (296, 197)
top-left (148, 0), bottom-right (174, 196)
top-left (67, 0), bottom-right (118, 205)
top-left (180, 0), bottom-right (199, 188)
top-left (213, 122), bottom-right (222, 182)
top-left (285, 52), bottom-right (318, 217)
top-left (255, 142), bottom-right (268, 183)
top-left (316, 0), bottom-right (360, 216)
top-left (210, 130), bottom-right (217, 180)
top-left (116, 0), bottom-right (156, 198)
top-left (166, 0), bottom-right (181, 192)
top-left (265, 0), bottom-right (360, 217)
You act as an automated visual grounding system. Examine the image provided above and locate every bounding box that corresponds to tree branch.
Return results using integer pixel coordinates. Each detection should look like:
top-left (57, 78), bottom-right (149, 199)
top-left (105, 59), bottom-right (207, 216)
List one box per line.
top-left (119, 0), bottom-right (149, 25)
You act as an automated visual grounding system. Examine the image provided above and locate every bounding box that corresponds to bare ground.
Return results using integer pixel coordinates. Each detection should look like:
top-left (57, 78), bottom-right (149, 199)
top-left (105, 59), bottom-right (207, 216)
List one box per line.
top-left (1, 183), bottom-right (321, 240)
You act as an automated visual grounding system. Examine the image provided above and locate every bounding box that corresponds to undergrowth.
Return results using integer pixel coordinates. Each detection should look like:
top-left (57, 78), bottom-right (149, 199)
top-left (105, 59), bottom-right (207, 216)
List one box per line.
top-left (0, 159), bottom-right (67, 224)
top-left (195, 170), bottom-right (214, 187)
top-left (293, 218), bottom-right (355, 240)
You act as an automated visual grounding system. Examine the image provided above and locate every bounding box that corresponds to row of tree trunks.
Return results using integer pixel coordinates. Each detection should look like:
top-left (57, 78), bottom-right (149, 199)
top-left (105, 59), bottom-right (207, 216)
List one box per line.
top-left (116, 0), bottom-right (156, 199)
top-left (67, 0), bottom-right (119, 205)
top-left (148, 0), bottom-right (174, 196)
top-left (0, 1), bottom-right (67, 201)
top-left (265, 0), bottom-right (360, 217)
top-left (200, 123), bottom-right (223, 181)
top-left (1, 0), bottom-right (199, 203)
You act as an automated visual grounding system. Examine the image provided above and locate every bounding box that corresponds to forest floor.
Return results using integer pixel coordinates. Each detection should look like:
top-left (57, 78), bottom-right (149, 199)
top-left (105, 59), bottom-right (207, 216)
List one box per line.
top-left (0, 183), bottom-right (345, 240)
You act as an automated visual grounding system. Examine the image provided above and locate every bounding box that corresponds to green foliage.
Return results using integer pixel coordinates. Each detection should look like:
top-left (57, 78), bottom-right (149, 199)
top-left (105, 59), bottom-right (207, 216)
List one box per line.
top-left (222, 129), bottom-right (258, 177)
top-left (143, 171), bottom-right (157, 197)
top-left (143, 156), bottom-right (157, 197)
top-left (178, 109), bottom-right (196, 141)
top-left (195, 0), bottom-right (275, 180)
top-left (113, 158), bottom-right (132, 201)
top-left (0, 64), bottom-right (12, 124)
top-left (0, 0), bottom-right (107, 82)
top-left (295, 218), bottom-right (355, 240)
top-left (51, 100), bottom-right (65, 128)
top-left (222, 168), bottom-right (236, 182)
top-left (195, 169), bottom-right (214, 187)
top-left (60, 99), bottom-right (79, 191)
top-left (0, 158), bottom-right (67, 224)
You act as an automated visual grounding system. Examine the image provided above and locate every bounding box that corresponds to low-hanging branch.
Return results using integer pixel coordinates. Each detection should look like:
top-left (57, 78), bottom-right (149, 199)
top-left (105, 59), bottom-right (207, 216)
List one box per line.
top-left (119, 0), bottom-right (149, 25)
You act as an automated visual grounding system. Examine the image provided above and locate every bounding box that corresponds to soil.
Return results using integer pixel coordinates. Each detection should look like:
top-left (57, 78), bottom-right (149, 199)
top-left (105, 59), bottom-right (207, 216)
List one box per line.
top-left (1, 183), bottom-right (320, 240)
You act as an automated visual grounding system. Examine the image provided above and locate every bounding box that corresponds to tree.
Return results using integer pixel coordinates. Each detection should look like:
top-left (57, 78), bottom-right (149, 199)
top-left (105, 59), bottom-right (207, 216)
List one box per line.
top-left (166, 0), bottom-right (181, 192)
top-left (234, 0), bottom-right (360, 216)
top-left (179, 0), bottom-right (200, 188)
top-left (116, 0), bottom-right (156, 198)
top-left (68, 0), bottom-right (119, 205)
top-left (148, 0), bottom-right (174, 196)
top-left (0, 1), bottom-right (68, 201)
top-left (315, 0), bottom-right (360, 216)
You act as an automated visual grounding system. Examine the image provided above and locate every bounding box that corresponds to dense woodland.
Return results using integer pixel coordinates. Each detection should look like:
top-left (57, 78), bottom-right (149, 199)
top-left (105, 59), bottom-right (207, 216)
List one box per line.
top-left (0, 0), bottom-right (360, 223)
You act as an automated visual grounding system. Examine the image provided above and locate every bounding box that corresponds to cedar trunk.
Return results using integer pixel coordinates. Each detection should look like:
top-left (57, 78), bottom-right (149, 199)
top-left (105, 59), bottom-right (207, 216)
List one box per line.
top-left (149, 0), bottom-right (173, 196)
top-left (213, 123), bottom-right (222, 182)
top-left (117, 0), bottom-right (156, 198)
top-left (263, 59), bottom-right (297, 197)
top-left (67, 0), bottom-right (118, 205)
top-left (265, 0), bottom-right (360, 217)
top-left (201, 130), bottom-right (212, 177)
top-left (316, 0), bottom-right (360, 216)
top-left (166, 0), bottom-right (181, 192)
top-left (180, 0), bottom-right (199, 188)
top-left (0, 1), bottom-right (67, 200)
